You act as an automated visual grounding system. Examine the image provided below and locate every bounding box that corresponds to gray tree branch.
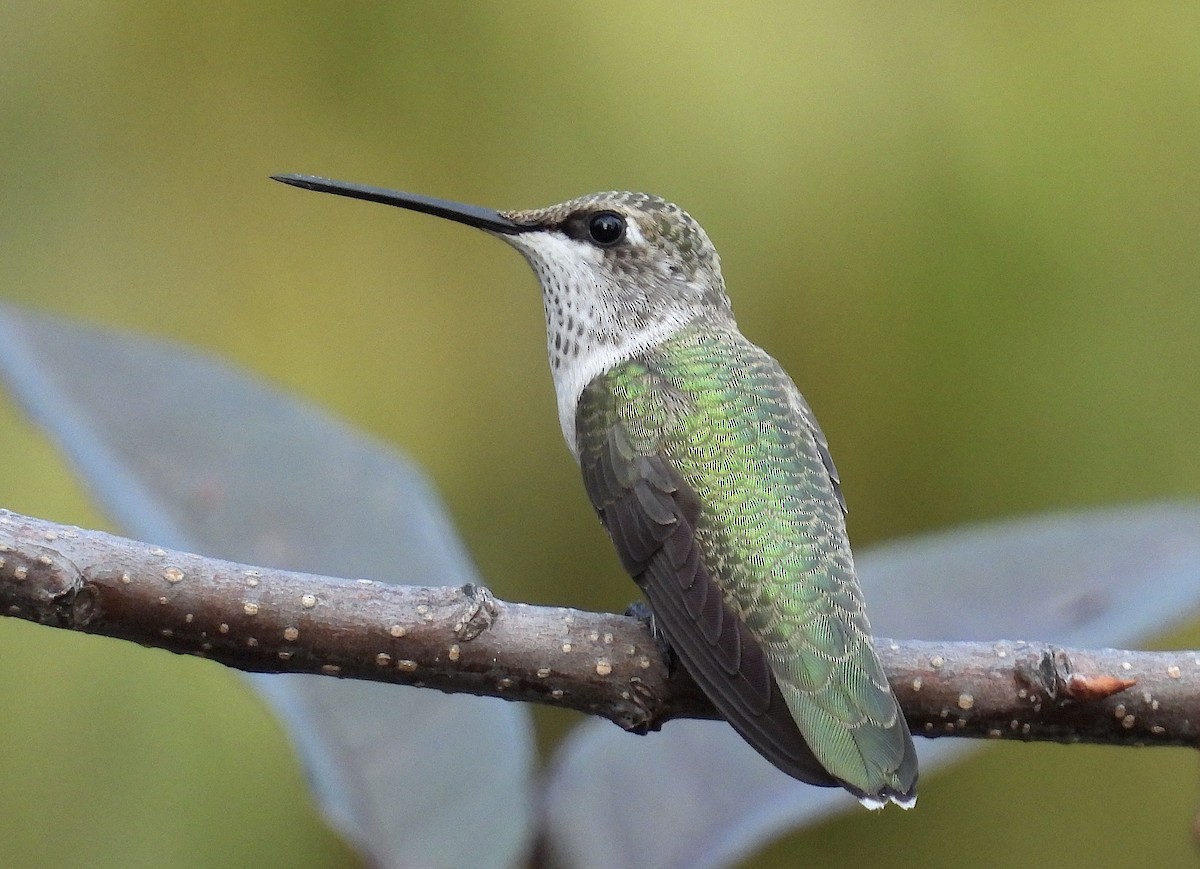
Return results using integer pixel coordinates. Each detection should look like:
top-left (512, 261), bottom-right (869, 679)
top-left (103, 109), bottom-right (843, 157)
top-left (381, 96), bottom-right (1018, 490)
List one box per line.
top-left (1, 508), bottom-right (1196, 747)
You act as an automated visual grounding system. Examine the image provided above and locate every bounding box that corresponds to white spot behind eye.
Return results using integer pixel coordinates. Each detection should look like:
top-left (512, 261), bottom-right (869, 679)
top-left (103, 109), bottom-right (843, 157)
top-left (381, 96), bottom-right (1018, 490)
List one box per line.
top-left (623, 219), bottom-right (646, 246)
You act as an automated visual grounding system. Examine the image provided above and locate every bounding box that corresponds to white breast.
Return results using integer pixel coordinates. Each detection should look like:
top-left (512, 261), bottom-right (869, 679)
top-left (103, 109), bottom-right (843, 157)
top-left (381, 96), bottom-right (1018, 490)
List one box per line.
top-left (548, 316), bottom-right (694, 458)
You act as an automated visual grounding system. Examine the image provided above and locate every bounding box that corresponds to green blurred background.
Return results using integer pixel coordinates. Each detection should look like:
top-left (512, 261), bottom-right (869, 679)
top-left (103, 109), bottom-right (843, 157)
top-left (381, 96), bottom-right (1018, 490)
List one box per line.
top-left (2, 3), bottom-right (1199, 867)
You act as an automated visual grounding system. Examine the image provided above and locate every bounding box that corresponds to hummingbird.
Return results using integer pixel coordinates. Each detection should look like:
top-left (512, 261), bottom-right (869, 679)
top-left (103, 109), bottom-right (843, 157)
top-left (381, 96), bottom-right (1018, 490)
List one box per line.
top-left (272, 173), bottom-right (918, 808)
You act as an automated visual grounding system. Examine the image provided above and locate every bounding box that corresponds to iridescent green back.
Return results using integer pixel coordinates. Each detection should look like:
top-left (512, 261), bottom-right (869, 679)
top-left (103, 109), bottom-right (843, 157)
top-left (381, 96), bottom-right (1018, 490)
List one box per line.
top-left (575, 320), bottom-right (916, 802)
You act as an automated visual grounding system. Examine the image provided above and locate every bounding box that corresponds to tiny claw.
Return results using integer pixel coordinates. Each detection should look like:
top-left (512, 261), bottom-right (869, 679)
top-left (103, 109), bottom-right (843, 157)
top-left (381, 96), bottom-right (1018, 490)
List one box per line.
top-left (625, 600), bottom-right (676, 670)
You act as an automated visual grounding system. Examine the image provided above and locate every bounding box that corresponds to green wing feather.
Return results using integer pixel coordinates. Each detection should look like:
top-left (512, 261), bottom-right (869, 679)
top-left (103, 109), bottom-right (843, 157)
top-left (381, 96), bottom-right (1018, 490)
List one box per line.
top-left (575, 323), bottom-right (916, 803)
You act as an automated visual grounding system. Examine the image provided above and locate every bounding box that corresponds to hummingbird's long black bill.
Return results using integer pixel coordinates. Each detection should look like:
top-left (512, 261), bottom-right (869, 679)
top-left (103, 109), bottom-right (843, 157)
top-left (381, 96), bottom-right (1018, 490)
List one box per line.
top-left (271, 173), bottom-right (530, 235)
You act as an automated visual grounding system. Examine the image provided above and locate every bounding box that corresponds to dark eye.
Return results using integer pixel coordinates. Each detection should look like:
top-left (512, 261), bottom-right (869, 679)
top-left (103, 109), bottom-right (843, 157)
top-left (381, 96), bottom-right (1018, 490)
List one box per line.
top-left (588, 211), bottom-right (626, 246)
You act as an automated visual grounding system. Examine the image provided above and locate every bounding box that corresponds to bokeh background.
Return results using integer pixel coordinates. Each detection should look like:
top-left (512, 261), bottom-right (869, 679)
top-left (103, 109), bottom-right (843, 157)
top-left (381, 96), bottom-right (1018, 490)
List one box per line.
top-left (3, 4), bottom-right (1199, 867)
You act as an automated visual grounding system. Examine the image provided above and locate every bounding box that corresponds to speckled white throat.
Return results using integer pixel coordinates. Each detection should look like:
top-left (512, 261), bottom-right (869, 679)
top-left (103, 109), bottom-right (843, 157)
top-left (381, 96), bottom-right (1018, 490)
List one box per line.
top-left (498, 230), bottom-right (707, 456)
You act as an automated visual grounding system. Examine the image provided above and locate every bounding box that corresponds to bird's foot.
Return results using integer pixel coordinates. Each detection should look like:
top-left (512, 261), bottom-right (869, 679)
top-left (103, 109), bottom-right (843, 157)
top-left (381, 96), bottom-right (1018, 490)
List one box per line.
top-left (624, 601), bottom-right (677, 671)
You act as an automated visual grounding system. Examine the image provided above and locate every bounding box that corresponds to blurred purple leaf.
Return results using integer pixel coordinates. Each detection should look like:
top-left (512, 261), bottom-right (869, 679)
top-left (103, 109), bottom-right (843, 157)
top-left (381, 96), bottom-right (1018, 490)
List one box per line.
top-left (0, 304), bottom-right (534, 869)
top-left (541, 504), bottom-right (1200, 869)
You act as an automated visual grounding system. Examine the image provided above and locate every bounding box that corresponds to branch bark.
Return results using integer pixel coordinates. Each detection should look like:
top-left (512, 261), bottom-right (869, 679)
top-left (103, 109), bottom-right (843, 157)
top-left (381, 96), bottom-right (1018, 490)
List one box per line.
top-left (1, 508), bottom-right (1196, 748)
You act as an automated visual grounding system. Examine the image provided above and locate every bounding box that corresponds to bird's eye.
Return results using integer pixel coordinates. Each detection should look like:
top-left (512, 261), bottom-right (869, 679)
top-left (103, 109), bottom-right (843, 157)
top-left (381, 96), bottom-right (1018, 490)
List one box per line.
top-left (588, 211), bottom-right (626, 246)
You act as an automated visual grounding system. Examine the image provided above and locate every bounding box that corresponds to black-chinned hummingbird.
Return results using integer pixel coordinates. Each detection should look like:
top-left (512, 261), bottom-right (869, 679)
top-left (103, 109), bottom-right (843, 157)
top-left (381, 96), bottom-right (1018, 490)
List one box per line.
top-left (274, 173), bottom-right (918, 808)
